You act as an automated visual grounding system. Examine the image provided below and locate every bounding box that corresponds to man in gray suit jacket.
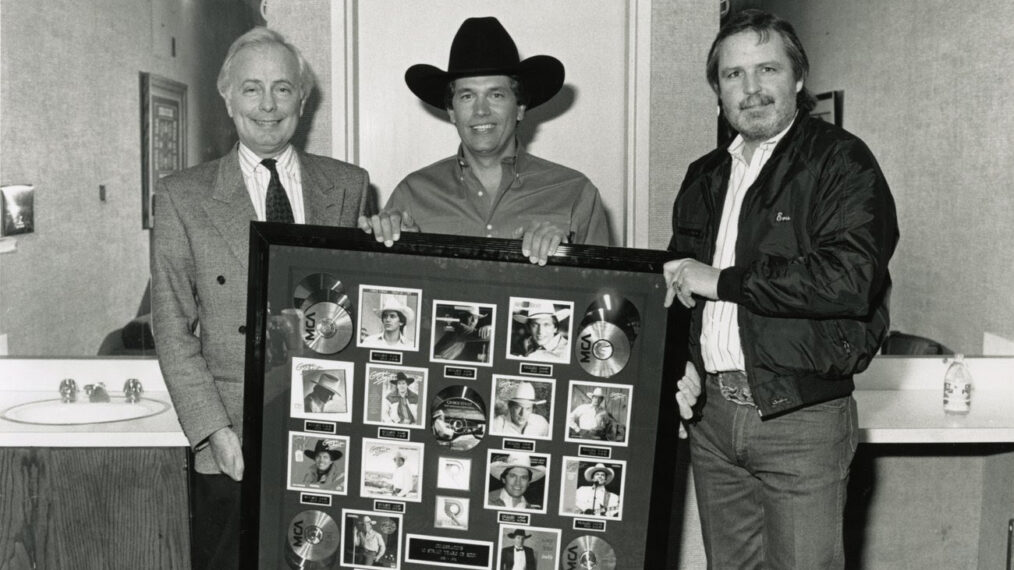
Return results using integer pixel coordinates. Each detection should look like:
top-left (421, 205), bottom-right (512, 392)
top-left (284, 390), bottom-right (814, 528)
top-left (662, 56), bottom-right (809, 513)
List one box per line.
top-left (150, 27), bottom-right (368, 570)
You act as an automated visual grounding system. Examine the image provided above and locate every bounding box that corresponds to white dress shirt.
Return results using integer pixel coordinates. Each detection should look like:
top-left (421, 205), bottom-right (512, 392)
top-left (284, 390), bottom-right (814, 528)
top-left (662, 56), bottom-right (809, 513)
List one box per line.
top-left (511, 547), bottom-right (528, 570)
top-left (701, 119), bottom-right (794, 373)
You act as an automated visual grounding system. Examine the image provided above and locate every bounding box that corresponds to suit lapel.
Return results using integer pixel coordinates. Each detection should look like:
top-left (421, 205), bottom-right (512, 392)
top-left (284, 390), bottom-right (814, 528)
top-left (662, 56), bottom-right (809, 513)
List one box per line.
top-left (300, 151), bottom-right (344, 225)
top-left (204, 147), bottom-right (257, 268)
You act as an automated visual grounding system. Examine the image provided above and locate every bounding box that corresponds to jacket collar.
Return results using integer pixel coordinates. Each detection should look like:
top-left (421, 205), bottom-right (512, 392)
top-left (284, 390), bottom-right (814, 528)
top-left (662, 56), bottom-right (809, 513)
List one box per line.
top-left (301, 150), bottom-right (345, 225)
top-left (708, 113), bottom-right (808, 209)
top-left (203, 144), bottom-right (345, 268)
top-left (206, 146), bottom-right (255, 269)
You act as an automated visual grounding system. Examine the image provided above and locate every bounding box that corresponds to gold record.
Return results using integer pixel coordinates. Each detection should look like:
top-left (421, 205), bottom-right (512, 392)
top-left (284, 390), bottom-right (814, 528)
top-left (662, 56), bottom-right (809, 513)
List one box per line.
top-left (563, 535), bottom-right (617, 570)
top-left (293, 273), bottom-right (352, 312)
top-left (286, 510), bottom-right (339, 564)
top-left (301, 301), bottom-right (353, 354)
top-left (576, 320), bottom-right (632, 378)
top-left (576, 295), bottom-right (640, 378)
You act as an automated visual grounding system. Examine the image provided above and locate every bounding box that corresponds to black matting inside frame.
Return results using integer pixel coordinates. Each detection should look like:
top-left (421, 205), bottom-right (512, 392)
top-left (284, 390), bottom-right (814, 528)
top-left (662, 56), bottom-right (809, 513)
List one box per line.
top-left (241, 224), bottom-right (681, 570)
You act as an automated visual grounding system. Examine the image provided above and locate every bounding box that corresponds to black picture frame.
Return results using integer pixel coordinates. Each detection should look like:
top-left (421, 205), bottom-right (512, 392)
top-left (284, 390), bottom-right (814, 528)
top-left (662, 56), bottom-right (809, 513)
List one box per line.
top-left (811, 90), bottom-right (844, 127)
top-left (240, 225), bottom-right (683, 569)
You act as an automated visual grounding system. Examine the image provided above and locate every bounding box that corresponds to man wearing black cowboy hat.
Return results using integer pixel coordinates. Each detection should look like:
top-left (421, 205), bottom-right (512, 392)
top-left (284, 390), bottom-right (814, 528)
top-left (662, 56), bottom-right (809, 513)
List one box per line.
top-left (499, 528), bottom-right (537, 570)
top-left (381, 371), bottom-right (419, 425)
top-left (359, 16), bottom-right (610, 265)
top-left (301, 438), bottom-right (345, 491)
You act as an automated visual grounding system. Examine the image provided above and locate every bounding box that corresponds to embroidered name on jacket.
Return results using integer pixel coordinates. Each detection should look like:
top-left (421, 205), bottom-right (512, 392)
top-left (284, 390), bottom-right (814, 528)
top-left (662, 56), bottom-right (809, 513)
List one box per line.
top-left (775, 212), bottom-right (791, 222)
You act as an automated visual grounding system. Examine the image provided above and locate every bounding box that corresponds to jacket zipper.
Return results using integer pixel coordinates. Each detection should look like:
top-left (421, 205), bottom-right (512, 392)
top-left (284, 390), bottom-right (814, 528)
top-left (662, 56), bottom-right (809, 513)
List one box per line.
top-left (831, 320), bottom-right (853, 356)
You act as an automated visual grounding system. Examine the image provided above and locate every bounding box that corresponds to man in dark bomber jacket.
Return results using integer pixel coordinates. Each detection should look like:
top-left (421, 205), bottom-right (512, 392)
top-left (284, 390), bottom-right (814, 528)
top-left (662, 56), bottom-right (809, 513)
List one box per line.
top-left (665, 9), bottom-right (898, 569)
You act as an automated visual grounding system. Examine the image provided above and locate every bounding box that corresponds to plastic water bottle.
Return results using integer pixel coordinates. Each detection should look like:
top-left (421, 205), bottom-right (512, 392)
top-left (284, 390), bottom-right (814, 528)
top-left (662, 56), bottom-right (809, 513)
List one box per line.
top-left (943, 354), bottom-right (972, 414)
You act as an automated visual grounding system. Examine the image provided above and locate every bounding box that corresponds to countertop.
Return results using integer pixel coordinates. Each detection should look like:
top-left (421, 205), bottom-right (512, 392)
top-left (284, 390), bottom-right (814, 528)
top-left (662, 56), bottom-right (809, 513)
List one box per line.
top-left (1, 356), bottom-right (1011, 447)
top-left (853, 356), bottom-right (1014, 443)
top-left (0, 358), bottom-right (187, 447)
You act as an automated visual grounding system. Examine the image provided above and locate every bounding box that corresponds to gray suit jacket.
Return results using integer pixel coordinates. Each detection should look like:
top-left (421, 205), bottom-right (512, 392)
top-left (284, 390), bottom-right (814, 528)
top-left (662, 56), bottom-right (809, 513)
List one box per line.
top-left (151, 146), bottom-right (368, 473)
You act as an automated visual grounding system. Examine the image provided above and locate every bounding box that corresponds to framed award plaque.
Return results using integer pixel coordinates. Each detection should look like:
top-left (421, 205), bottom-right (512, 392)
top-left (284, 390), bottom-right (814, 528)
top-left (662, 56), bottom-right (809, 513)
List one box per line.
top-left (241, 224), bottom-right (682, 570)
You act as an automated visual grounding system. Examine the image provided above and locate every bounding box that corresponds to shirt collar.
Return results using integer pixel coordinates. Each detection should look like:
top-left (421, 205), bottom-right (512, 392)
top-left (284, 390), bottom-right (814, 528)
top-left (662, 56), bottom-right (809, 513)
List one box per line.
top-left (727, 112), bottom-right (797, 162)
top-left (499, 488), bottom-right (527, 507)
top-left (238, 142), bottom-right (296, 175)
top-left (455, 140), bottom-right (526, 185)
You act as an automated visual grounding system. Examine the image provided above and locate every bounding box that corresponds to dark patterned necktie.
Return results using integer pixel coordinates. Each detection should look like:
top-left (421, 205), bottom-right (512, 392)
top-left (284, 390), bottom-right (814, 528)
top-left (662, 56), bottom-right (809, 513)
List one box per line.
top-left (261, 158), bottom-right (294, 223)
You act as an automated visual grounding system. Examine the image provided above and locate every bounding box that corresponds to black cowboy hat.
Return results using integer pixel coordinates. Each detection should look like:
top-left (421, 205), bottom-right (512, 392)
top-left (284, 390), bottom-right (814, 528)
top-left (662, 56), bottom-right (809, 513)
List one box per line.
top-left (304, 438), bottom-right (344, 461)
top-left (390, 371), bottom-right (415, 386)
top-left (405, 17), bottom-right (564, 110)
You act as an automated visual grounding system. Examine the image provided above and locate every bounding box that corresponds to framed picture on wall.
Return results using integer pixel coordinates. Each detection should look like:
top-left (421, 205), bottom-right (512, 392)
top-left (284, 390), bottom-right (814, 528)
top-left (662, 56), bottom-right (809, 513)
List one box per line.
top-left (0, 184), bottom-right (35, 237)
top-left (239, 226), bottom-right (684, 570)
top-left (140, 72), bottom-right (187, 229)
top-left (811, 90), bottom-right (844, 127)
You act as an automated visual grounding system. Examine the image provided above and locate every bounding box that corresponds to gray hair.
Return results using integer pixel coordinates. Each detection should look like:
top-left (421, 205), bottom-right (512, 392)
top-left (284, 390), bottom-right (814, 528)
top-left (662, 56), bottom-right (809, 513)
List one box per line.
top-left (216, 27), bottom-right (315, 101)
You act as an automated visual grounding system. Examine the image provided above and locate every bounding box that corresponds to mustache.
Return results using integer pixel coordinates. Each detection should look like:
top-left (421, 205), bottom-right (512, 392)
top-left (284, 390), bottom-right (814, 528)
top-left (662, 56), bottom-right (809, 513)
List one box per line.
top-left (740, 94), bottom-right (774, 110)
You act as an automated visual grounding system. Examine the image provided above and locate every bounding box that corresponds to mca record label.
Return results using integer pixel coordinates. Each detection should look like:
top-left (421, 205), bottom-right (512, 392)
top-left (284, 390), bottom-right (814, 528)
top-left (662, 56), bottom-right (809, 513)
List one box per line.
top-left (286, 510), bottom-right (339, 564)
top-left (301, 301), bottom-right (354, 354)
top-left (562, 536), bottom-right (616, 570)
top-left (576, 295), bottom-right (641, 378)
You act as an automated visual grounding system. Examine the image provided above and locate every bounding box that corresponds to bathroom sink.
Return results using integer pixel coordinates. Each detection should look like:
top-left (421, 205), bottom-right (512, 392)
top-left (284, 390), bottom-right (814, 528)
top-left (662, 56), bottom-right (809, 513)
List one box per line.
top-left (1, 396), bottom-right (170, 425)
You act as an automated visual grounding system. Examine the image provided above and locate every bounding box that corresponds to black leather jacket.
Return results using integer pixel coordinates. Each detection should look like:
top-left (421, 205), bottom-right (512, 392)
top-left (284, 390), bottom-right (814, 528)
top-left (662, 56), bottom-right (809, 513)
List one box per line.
top-left (669, 115), bottom-right (899, 418)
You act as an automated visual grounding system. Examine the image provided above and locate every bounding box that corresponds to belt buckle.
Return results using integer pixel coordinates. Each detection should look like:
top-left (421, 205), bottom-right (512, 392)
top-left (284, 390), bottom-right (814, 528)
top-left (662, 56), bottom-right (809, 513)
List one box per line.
top-left (717, 372), bottom-right (755, 406)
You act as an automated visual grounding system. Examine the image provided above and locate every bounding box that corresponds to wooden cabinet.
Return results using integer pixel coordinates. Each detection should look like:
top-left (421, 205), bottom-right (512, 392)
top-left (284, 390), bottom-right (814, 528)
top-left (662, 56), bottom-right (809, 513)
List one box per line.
top-left (0, 447), bottom-right (190, 569)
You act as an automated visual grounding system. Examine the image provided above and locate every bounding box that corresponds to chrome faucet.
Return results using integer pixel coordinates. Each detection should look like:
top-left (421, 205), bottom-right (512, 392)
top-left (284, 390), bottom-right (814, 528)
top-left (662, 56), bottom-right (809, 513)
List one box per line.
top-left (59, 378), bottom-right (78, 403)
top-left (123, 378), bottom-right (143, 403)
top-left (84, 382), bottom-right (110, 403)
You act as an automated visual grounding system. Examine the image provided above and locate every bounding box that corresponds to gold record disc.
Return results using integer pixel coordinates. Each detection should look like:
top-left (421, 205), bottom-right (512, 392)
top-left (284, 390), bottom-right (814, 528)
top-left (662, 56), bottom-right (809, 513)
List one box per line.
top-left (563, 535), bottom-right (617, 570)
top-left (293, 273), bottom-right (352, 312)
top-left (576, 320), bottom-right (631, 378)
top-left (286, 510), bottom-right (340, 563)
top-left (575, 295), bottom-right (641, 378)
top-left (301, 301), bottom-right (353, 354)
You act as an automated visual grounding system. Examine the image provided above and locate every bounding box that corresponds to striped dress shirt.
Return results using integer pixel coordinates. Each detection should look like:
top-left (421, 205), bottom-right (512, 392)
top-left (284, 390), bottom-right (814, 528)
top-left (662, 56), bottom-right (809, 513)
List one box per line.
top-left (701, 119), bottom-right (793, 373)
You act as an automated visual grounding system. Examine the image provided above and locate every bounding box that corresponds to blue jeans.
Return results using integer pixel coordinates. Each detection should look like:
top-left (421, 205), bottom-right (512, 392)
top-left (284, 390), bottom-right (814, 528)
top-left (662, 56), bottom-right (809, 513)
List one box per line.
top-left (689, 376), bottom-right (858, 569)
